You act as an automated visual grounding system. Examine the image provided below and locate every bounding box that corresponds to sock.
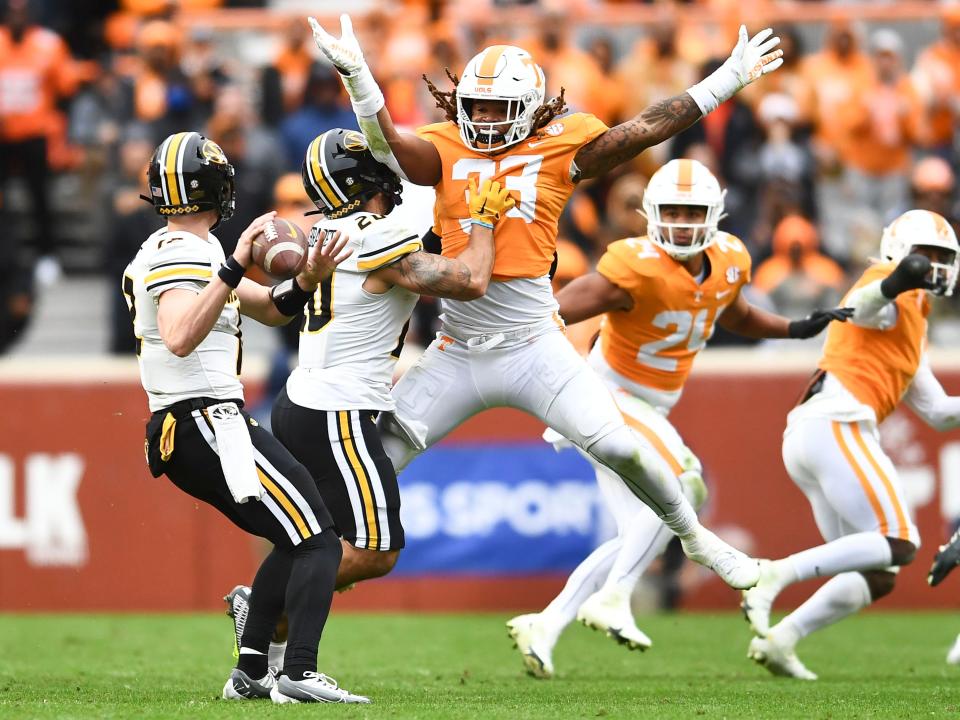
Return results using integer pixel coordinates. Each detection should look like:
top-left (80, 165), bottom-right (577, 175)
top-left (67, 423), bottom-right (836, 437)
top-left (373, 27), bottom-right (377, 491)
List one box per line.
top-left (268, 641), bottom-right (286, 671)
top-left (237, 547), bottom-right (294, 679)
top-left (283, 528), bottom-right (342, 681)
top-left (779, 571), bottom-right (872, 642)
top-left (660, 496), bottom-right (698, 538)
top-left (540, 538), bottom-right (620, 642)
top-left (605, 510), bottom-right (674, 596)
top-left (783, 533), bottom-right (892, 584)
top-left (237, 648), bottom-right (268, 679)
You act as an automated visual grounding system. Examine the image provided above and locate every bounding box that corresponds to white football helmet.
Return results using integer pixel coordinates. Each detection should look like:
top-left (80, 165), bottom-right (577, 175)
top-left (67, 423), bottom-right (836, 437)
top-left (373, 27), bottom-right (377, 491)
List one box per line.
top-left (641, 159), bottom-right (726, 260)
top-left (880, 209), bottom-right (960, 295)
top-left (456, 45), bottom-right (546, 153)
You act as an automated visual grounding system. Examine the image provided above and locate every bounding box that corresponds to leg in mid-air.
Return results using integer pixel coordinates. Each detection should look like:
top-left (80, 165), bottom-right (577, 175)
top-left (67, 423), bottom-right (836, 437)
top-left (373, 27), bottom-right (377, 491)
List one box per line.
top-left (744, 416), bottom-right (917, 680)
top-left (926, 525), bottom-right (960, 663)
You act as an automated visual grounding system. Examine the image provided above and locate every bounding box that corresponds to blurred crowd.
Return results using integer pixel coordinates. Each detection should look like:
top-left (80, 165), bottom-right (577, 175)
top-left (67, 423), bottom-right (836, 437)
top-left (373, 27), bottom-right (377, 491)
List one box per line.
top-left (2, 0), bottom-right (960, 355)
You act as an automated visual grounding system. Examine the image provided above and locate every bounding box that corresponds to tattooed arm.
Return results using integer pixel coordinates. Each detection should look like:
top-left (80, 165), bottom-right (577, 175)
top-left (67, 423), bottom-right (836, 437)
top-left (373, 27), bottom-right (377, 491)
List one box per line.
top-left (572, 93), bottom-right (702, 181)
top-left (368, 226), bottom-right (494, 301)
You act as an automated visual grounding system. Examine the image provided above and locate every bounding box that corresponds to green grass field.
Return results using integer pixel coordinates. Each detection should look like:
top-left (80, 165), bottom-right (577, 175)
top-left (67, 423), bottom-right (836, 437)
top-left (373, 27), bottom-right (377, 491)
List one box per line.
top-left (2, 612), bottom-right (958, 719)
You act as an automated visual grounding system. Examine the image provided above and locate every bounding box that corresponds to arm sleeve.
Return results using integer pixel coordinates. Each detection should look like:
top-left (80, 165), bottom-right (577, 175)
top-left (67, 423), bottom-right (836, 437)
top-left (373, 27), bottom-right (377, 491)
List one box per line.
top-left (845, 279), bottom-right (898, 330)
top-left (904, 354), bottom-right (960, 431)
top-left (143, 238), bottom-right (213, 300)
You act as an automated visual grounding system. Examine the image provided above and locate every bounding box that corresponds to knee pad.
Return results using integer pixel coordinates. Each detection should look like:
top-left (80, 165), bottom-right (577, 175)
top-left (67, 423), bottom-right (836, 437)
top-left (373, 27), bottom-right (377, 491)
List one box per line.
top-left (678, 470), bottom-right (708, 512)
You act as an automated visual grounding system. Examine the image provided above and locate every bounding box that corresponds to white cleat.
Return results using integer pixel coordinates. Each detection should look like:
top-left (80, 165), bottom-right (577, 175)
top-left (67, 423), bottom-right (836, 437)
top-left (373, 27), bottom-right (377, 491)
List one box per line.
top-left (577, 587), bottom-right (652, 652)
top-left (740, 560), bottom-right (782, 637)
top-left (506, 614), bottom-right (555, 679)
top-left (270, 672), bottom-right (370, 704)
top-left (748, 635), bottom-right (817, 680)
top-left (947, 634), bottom-right (960, 665)
top-left (681, 527), bottom-right (759, 590)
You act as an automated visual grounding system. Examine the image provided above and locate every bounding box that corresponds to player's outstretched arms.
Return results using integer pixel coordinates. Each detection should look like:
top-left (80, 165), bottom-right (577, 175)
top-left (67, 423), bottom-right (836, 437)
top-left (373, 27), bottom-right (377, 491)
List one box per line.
top-left (237, 230), bottom-right (352, 327)
top-left (929, 526), bottom-right (960, 586)
top-left (904, 356), bottom-right (960, 432)
top-left (156, 212), bottom-right (275, 357)
top-left (308, 14), bottom-right (440, 185)
top-left (555, 273), bottom-right (633, 325)
top-left (372, 178), bottom-right (513, 300)
top-left (573, 26), bottom-right (782, 181)
top-left (717, 291), bottom-right (852, 339)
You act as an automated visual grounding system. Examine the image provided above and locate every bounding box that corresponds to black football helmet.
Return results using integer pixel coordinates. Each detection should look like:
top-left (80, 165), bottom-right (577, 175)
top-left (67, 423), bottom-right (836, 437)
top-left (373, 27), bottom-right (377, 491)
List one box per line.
top-left (302, 128), bottom-right (402, 219)
top-left (144, 131), bottom-right (236, 229)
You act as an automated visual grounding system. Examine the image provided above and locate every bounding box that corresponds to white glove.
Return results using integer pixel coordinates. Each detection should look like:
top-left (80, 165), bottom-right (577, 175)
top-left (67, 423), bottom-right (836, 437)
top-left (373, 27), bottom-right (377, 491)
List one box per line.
top-left (308, 14), bottom-right (384, 116)
top-left (686, 25), bottom-right (783, 115)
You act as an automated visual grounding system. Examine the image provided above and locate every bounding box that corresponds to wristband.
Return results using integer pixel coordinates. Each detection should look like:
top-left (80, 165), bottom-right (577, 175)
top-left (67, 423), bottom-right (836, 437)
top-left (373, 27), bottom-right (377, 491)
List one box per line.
top-left (470, 219), bottom-right (495, 230)
top-left (686, 61), bottom-right (740, 116)
top-left (343, 65), bottom-right (385, 117)
top-left (270, 276), bottom-right (314, 316)
top-left (218, 255), bottom-right (246, 289)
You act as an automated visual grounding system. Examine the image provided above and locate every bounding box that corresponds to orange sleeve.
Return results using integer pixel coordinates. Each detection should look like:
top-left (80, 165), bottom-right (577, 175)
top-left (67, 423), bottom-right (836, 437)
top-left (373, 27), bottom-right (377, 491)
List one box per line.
top-left (596, 241), bottom-right (642, 297)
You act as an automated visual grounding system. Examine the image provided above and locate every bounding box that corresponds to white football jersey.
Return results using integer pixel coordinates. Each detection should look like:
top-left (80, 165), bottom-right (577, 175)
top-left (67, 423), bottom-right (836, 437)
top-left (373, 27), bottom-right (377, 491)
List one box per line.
top-left (123, 227), bottom-right (243, 412)
top-left (285, 211), bottom-right (422, 411)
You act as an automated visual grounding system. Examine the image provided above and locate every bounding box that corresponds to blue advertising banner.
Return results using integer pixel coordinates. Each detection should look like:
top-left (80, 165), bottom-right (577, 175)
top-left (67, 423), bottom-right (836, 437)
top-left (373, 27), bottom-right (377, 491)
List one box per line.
top-left (394, 442), bottom-right (613, 576)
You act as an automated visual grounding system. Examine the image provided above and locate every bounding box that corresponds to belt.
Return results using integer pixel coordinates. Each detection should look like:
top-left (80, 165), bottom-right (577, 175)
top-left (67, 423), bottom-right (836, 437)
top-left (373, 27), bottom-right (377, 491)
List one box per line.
top-left (797, 370), bottom-right (826, 406)
top-left (156, 396), bottom-right (244, 420)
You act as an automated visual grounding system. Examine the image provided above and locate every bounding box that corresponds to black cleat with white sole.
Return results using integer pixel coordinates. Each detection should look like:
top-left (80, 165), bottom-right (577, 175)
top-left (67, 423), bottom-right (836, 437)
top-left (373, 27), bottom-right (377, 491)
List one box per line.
top-left (222, 668), bottom-right (276, 700)
top-left (929, 527), bottom-right (960, 587)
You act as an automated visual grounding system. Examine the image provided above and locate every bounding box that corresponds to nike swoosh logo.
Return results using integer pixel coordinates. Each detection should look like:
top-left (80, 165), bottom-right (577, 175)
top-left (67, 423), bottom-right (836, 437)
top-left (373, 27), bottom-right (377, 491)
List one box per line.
top-left (528, 140), bottom-right (546, 148)
top-left (716, 290), bottom-right (731, 299)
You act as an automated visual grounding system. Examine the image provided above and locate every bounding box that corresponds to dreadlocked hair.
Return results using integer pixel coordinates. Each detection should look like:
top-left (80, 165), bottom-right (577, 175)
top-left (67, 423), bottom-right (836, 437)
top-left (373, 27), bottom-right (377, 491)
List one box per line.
top-left (421, 71), bottom-right (568, 134)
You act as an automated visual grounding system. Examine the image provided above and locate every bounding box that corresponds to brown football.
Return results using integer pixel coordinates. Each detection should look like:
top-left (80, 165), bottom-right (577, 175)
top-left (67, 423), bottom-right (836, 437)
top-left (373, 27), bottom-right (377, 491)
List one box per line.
top-left (251, 217), bottom-right (309, 279)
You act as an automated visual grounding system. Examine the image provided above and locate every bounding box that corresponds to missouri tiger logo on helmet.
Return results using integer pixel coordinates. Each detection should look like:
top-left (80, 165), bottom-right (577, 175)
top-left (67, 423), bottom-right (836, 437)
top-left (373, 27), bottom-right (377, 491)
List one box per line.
top-left (144, 131), bottom-right (236, 229)
top-left (302, 128), bottom-right (403, 219)
top-left (881, 209), bottom-right (960, 296)
top-left (641, 159), bottom-right (726, 261)
top-left (455, 45), bottom-right (546, 153)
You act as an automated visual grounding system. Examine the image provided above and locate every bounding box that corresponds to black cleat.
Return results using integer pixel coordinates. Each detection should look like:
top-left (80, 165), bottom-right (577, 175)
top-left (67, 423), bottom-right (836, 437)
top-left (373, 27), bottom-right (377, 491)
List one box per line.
top-left (929, 528), bottom-right (960, 586)
top-left (222, 667), bottom-right (276, 700)
top-left (224, 585), bottom-right (251, 659)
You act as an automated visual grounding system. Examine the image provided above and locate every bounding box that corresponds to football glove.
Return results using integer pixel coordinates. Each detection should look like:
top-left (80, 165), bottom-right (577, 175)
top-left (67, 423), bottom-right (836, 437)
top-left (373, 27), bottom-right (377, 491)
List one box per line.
top-left (308, 14), bottom-right (365, 76)
top-left (468, 178), bottom-right (515, 228)
top-left (787, 307), bottom-right (854, 339)
top-left (880, 253), bottom-right (935, 299)
top-left (687, 26), bottom-right (784, 114)
top-left (929, 527), bottom-right (960, 587)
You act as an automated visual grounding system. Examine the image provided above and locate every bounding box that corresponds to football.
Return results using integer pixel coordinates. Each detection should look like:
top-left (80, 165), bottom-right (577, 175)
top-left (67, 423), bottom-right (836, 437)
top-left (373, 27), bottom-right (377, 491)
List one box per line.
top-left (251, 217), bottom-right (309, 279)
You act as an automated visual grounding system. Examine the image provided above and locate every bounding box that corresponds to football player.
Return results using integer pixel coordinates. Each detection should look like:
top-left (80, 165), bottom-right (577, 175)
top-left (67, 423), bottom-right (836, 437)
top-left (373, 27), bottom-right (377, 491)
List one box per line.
top-left (308, 16), bottom-right (784, 591)
top-left (125, 132), bottom-right (368, 703)
top-left (506, 159), bottom-right (851, 678)
top-left (226, 127), bottom-right (514, 670)
top-left (742, 209), bottom-right (960, 680)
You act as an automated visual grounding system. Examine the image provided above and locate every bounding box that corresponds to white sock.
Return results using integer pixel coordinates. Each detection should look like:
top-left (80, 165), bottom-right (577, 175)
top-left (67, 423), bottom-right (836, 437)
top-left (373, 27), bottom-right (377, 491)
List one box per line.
top-left (779, 571), bottom-right (872, 641)
top-left (268, 641), bottom-right (286, 671)
top-left (783, 533), bottom-right (892, 583)
top-left (540, 538), bottom-right (620, 643)
top-left (604, 511), bottom-right (673, 596)
top-left (660, 495), bottom-right (698, 538)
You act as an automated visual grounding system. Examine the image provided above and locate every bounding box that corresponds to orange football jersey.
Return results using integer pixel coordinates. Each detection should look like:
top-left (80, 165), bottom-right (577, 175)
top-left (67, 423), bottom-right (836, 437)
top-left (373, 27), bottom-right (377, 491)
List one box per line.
top-left (596, 234), bottom-right (752, 393)
top-left (819, 262), bottom-right (930, 423)
top-left (416, 113), bottom-right (608, 280)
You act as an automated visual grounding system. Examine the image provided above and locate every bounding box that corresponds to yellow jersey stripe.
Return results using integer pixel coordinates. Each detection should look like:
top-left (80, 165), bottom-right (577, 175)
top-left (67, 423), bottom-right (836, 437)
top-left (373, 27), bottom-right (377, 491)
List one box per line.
top-left (144, 267), bottom-right (213, 285)
top-left (258, 468), bottom-right (310, 540)
top-left (164, 132), bottom-right (188, 206)
top-left (356, 242), bottom-right (423, 271)
top-left (338, 411), bottom-right (379, 549)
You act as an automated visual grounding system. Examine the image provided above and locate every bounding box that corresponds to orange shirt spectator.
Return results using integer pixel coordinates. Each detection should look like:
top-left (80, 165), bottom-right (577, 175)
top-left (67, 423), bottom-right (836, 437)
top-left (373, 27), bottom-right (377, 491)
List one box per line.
top-left (800, 20), bottom-right (873, 160)
top-left (753, 215), bottom-right (845, 299)
top-left (837, 30), bottom-right (926, 177)
top-left (911, 6), bottom-right (960, 150)
top-left (0, 9), bottom-right (76, 142)
top-left (272, 17), bottom-right (314, 114)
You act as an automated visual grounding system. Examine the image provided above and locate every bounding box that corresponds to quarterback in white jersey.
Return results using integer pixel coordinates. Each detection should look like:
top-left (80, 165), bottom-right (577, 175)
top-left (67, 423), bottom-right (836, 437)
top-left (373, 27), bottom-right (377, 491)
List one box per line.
top-left (310, 14), bottom-right (787, 590)
top-left (129, 131), bottom-right (368, 704)
top-left (270, 128), bottom-right (515, 587)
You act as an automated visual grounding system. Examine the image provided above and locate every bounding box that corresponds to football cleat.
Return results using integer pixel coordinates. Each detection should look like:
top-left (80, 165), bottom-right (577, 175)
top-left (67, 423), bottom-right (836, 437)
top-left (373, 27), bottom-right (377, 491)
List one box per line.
top-left (947, 634), bottom-right (960, 665)
top-left (929, 527), bottom-right (960, 587)
top-left (577, 588), bottom-right (652, 652)
top-left (680, 527), bottom-right (760, 590)
top-left (270, 673), bottom-right (370, 704)
top-left (506, 614), bottom-right (555, 679)
top-left (224, 585), bottom-right (251, 660)
top-left (222, 667), bottom-right (277, 700)
top-left (747, 635), bottom-right (817, 681)
top-left (740, 560), bottom-right (783, 637)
